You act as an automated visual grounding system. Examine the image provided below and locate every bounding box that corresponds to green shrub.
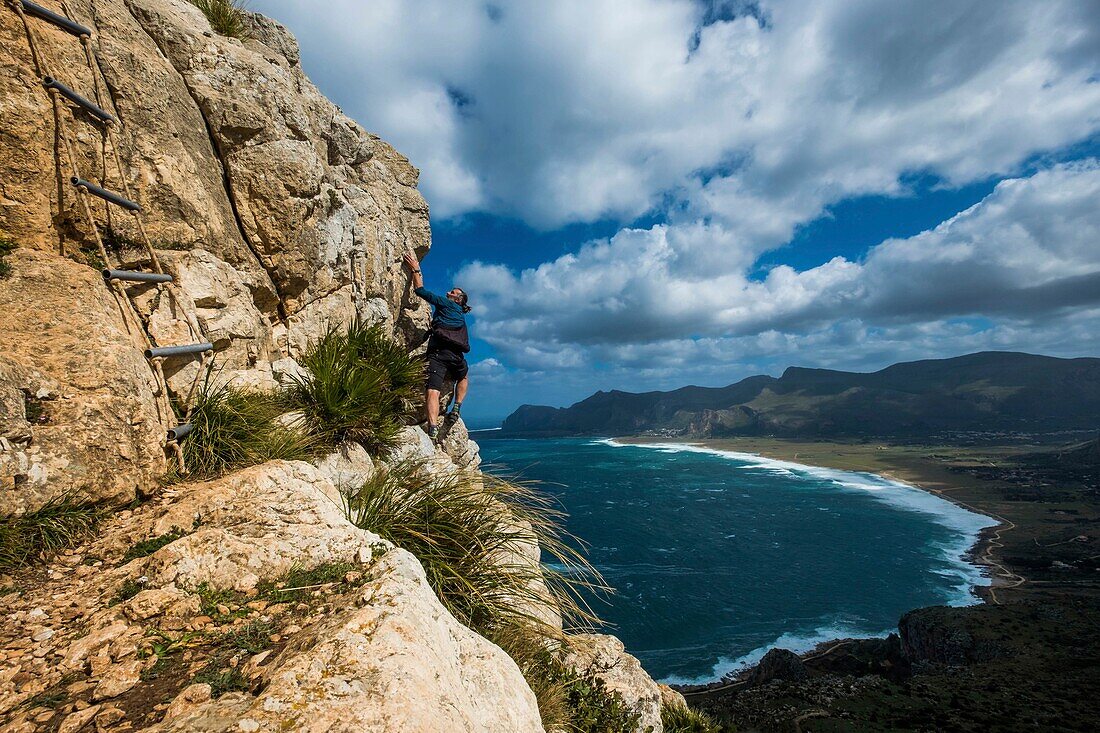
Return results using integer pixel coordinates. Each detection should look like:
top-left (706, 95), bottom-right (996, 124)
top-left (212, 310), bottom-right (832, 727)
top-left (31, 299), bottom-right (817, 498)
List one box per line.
top-left (0, 497), bottom-right (103, 572)
top-left (122, 526), bottom-right (187, 562)
top-left (181, 379), bottom-right (316, 479)
top-left (662, 701), bottom-right (726, 733)
top-left (0, 237), bottom-right (16, 278)
top-left (188, 0), bottom-right (251, 39)
top-left (282, 320), bottom-right (422, 454)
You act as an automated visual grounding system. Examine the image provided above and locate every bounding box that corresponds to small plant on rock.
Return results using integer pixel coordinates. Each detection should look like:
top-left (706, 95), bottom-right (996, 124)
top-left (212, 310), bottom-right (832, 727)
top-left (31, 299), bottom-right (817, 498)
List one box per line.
top-left (282, 320), bottom-right (422, 454)
top-left (0, 237), bottom-right (15, 278)
top-left (661, 701), bottom-right (726, 733)
top-left (181, 378), bottom-right (316, 479)
top-left (188, 0), bottom-right (251, 40)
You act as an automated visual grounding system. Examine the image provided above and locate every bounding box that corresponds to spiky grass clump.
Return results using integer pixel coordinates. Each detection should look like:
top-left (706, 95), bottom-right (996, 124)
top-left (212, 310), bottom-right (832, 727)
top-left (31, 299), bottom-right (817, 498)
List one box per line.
top-left (283, 320), bottom-right (423, 454)
top-left (182, 380), bottom-right (315, 479)
top-left (0, 497), bottom-right (103, 572)
top-left (661, 702), bottom-right (725, 733)
top-left (346, 458), bottom-right (604, 634)
top-left (188, 0), bottom-right (251, 39)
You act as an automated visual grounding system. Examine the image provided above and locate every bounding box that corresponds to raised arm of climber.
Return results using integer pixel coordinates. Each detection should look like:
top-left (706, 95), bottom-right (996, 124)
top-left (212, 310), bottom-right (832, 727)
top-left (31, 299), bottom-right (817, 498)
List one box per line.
top-left (403, 251), bottom-right (471, 441)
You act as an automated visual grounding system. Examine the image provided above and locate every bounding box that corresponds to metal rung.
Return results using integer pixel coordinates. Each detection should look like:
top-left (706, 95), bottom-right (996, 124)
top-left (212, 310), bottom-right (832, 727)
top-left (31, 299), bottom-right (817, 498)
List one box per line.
top-left (167, 423), bottom-right (193, 441)
top-left (145, 343), bottom-right (213, 359)
top-left (21, 1), bottom-right (91, 37)
top-left (103, 269), bottom-right (173, 284)
top-left (70, 177), bottom-right (141, 212)
top-left (44, 76), bottom-right (114, 123)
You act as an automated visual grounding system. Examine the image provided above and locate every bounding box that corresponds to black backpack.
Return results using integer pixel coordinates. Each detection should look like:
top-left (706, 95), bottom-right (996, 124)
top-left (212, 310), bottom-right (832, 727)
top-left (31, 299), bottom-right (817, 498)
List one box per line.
top-left (432, 323), bottom-right (470, 353)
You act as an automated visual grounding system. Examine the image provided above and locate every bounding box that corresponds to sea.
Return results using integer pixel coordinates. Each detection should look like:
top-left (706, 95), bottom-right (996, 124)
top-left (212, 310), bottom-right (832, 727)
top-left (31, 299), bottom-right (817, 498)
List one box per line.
top-left (473, 434), bottom-right (997, 684)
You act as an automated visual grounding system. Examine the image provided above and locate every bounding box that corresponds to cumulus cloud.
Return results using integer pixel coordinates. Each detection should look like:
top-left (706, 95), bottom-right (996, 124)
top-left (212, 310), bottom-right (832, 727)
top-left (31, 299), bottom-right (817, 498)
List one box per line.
top-left (460, 160), bottom-right (1100, 369)
top-left (255, 0), bottom-right (1099, 227)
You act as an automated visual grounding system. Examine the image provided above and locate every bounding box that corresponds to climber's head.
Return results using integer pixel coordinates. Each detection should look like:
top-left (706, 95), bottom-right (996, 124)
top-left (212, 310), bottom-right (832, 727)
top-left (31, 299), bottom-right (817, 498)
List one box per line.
top-left (447, 287), bottom-right (471, 314)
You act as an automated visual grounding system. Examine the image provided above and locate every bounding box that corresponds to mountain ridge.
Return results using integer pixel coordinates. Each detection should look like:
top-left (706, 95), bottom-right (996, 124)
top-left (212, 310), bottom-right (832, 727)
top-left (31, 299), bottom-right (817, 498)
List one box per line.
top-left (502, 351), bottom-right (1100, 438)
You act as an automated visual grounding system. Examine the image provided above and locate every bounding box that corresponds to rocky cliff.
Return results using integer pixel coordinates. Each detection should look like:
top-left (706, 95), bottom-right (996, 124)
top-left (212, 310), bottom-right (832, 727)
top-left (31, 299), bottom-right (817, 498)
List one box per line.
top-left (0, 2), bottom-right (666, 730)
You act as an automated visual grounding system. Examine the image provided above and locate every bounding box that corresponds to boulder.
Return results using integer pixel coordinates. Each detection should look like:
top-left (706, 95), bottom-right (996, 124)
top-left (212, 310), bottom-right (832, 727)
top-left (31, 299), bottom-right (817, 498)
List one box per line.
top-left (563, 633), bottom-right (663, 733)
top-left (747, 648), bottom-right (808, 685)
top-left (0, 250), bottom-right (165, 513)
top-left (138, 461), bottom-right (388, 592)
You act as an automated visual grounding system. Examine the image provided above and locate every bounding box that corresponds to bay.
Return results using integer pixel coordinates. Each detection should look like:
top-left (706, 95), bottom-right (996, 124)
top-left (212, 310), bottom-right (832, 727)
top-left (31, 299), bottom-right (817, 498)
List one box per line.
top-left (475, 435), bottom-right (996, 683)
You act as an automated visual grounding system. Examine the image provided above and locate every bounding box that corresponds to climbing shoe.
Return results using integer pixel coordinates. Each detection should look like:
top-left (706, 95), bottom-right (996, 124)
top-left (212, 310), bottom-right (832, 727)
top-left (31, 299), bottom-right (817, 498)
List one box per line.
top-left (427, 424), bottom-right (439, 440)
top-left (444, 404), bottom-right (461, 424)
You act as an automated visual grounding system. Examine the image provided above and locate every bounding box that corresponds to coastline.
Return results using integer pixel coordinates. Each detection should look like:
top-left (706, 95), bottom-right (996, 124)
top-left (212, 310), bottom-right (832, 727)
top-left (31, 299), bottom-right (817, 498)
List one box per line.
top-left (616, 436), bottom-right (1016, 598)
top-left (613, 435), bottom-right (1015, 680)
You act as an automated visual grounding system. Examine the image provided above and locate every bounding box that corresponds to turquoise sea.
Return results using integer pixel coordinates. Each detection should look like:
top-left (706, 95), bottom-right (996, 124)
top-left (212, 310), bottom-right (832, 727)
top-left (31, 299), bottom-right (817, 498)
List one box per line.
top-left (474, 435), bottom-right (996, 684)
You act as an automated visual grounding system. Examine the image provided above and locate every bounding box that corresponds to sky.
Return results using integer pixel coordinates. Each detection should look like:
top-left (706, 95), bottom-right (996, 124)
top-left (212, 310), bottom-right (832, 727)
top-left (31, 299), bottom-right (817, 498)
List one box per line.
top-left (253, 0), bottom-right (1100, 424)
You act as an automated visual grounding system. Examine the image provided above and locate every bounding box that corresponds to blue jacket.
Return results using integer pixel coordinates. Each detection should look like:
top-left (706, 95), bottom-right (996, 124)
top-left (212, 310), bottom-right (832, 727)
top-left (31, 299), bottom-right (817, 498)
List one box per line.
top-left (414, 286), bottom-right (467, 329)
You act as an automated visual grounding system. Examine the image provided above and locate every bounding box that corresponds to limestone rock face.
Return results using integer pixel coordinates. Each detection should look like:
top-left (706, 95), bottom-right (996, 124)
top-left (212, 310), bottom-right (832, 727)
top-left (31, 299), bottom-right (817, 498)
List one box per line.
top-left (0, 458), bottom-right (542, 733)
top-left (122, 0), bottom-right (432, 346)
top-left (0, 0), bottom-right (432, 506)
top-left (564, 634), bottom-right (664, 733)
top-left (0, 250), bottom-right (165, 513)
top-left (150, 549), bottom-right (543, 733)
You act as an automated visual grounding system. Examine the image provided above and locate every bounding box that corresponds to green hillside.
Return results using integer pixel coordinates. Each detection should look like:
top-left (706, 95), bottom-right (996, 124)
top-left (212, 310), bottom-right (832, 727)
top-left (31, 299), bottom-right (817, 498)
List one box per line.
top-left (502, 352), bottom-right (1100, 439)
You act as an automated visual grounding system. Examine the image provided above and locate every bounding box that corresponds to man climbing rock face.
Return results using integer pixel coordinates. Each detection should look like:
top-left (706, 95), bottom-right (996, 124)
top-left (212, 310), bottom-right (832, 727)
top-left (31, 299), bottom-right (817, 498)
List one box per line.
top-left (403, 251), bottom-right (472, 440)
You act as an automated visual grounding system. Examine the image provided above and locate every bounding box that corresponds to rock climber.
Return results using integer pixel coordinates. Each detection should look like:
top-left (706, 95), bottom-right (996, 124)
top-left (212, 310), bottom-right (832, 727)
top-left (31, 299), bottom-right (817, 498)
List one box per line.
top-left (403, 251), bottom-right (471, 440)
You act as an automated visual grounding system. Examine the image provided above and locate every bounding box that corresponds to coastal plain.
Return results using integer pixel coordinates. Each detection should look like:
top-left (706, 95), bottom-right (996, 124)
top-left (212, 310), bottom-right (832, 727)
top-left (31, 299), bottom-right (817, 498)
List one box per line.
top-left (620, 436), bottom-right (1100, 731)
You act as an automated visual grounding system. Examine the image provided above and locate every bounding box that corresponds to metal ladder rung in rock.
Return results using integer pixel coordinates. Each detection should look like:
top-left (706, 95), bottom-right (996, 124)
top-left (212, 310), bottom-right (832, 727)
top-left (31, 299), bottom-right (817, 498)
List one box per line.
top-left (166, 423), bottom-right (193, 441)
top-left (70, 177), bottom-right (141, 211)
top-left (20, 0), bottom-right (89, 36)
top-left (43, 75), bottom-right (114, 122)
top-left (103, 269), bottom-right (174, 284)
top-left (145, 343), bottom-right (214, 360)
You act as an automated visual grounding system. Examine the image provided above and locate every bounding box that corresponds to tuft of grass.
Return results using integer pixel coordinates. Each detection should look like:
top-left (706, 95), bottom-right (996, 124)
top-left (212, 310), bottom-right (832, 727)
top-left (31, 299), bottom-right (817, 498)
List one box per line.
top-left (221, 619), bottom-right (277, 654)
top-left (192, 664), bottom-right (250, 697)
top-left (282, 319), bottom-right (422, 454)
top-left (661, 702), bottom-right (726, 733)
top-left (0, 237), bottom-right (14, 278)
top-left (255, 561), bottom-right (363, 603)
top-left (345, 459), bottom-right (623, 729)
top-left (0, 497), bottom-right (103, 572)
top-left (122, 527), bottom-right (187, 563)
top-left (346, 459), bottom-right (606, 636)
top-left (111, 578), bottom-right (146, 606)
top-left (194, 582), bottom-right (247, 622)
top-left (78, 241), bottom-right (105, 271)
top-left (181, 377), bottom-right (316, 479)
top-left (188, 0), bottom-right (252, 39)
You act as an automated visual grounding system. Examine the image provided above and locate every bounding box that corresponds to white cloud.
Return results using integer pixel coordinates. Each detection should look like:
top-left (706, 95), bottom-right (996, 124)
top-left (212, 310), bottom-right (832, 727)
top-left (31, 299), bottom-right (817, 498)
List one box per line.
top-left (254, 0), bottom-right (1100, 227)
top-left (460, 160), bottom-right (1100, 371)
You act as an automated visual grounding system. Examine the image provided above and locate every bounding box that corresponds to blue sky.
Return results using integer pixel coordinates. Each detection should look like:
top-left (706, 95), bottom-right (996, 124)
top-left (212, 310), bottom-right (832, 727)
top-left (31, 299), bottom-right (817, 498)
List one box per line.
top-left (253, 0), bottom-right (1100, 424)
